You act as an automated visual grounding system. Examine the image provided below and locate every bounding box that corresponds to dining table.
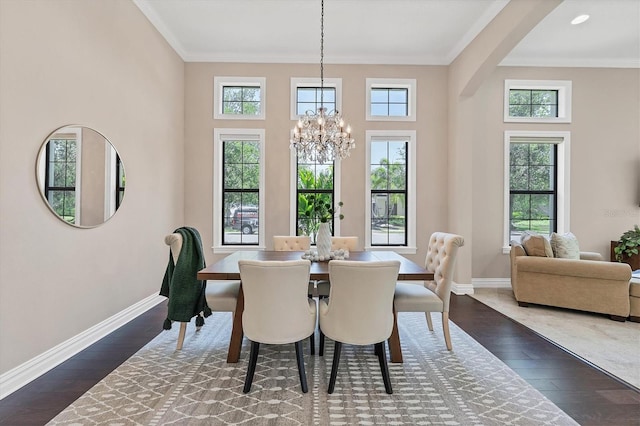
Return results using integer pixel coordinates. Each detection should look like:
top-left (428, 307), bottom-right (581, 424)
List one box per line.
top-left (197, 250), bottom-right (433, 363)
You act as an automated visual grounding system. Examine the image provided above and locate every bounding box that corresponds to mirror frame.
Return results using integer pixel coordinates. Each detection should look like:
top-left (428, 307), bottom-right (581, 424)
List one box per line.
top-left (36, 125), bottom-right (125, 228)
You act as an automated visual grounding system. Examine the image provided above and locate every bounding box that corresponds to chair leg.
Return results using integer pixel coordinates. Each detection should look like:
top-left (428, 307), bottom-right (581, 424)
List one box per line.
top-left (319, 329), bottom-right (325, 356)
top-left (309, 331), bottom-right (315, 355)
top-left (295, 341), bottom-right (309, 393)
top-left (375, 342), bottom-right (393, 394)
top-left (243, 341), bottom-right (260, 393)
top-left (176, 322), bottom-right (187, 350)
top-left (442, 312), bottom-right (452, 351)
top-left (425, 312), bottom-right (434, 331)
top-left (328, 341), bottom-right (342, 394)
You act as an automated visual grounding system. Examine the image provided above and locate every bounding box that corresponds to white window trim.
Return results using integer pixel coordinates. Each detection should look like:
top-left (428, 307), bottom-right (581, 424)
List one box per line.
top-left (213, 128), bottom-right (266, 253)
top-left (366, 78), bottom-right (417, 122)
top-left (365, 130), bottom-right (417, 254)
top-left (504, 79), bottom-right (572, 123)
top-left (289, 150), bottom-right (342, 237)
top-left (214, 76), bottom-right (266, 120)
top-left (290, 77), bottom-right (342, 120)
top-left (503, 130), bottom-right (571, 253)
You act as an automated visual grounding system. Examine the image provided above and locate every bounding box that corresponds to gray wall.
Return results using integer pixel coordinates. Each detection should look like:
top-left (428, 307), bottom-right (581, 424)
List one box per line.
top-left (0, 0), bottom-right (185, 374)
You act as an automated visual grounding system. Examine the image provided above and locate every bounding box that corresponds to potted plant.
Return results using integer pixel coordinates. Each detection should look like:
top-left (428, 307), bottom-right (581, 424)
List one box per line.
top-left (613, 225), bottom-right (640, 270)
top-left (300, 196), bottom-right (344, 257)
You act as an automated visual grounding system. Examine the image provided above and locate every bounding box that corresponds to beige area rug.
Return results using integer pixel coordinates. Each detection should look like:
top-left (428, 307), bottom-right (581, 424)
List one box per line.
top-left (471, 287), bottom-right (640, 390)
top-left (48, 311), bottom-right (578, 425)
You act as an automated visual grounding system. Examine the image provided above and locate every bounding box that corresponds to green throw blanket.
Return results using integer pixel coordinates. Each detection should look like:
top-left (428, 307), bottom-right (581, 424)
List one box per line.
top-left (160, 227), bottom-right (211, 328)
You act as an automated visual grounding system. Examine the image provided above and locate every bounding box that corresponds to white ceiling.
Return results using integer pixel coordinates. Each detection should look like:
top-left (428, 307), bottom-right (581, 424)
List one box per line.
top-left (134, 0), bottom-right (640, 68)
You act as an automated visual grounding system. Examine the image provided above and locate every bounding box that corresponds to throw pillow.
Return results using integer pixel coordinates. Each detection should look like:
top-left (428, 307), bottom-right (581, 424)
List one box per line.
top-left (550, 232), bottom-right (580, 259)
top-left (520, 232), bottom-right (553, 257)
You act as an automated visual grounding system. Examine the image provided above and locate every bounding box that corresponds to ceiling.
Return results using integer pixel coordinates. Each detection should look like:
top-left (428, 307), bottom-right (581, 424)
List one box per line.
top-left (133, 0), bottom-right (640, 68)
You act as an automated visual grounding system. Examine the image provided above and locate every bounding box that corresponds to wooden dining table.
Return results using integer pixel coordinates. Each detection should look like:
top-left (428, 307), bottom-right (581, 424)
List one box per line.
top-left (197, 250), bottom-right (433, 363)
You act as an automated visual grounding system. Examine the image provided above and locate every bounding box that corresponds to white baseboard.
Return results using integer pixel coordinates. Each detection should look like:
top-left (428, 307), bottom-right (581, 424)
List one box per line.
top-left (0, 293), bottom-right (165, 400)
top-left (452, 281), bottom-right (475, 295)
top-left (472, 278), bottom-right (511, 289)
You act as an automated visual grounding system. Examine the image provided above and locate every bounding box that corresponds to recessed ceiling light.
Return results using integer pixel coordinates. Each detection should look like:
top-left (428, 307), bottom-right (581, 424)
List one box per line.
top-left (571, 14), bottom-right (590, 25)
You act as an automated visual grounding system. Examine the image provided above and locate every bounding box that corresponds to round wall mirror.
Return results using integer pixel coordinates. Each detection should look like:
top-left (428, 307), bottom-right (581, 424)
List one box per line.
top-left (36, 125), bottom-right (126, 228)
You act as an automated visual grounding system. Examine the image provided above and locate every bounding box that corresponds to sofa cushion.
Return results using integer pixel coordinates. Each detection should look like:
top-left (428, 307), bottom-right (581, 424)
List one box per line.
top-left (550, 232), bottom-right (580, 259)
top-left (520, 232), bottom-right (553, 257)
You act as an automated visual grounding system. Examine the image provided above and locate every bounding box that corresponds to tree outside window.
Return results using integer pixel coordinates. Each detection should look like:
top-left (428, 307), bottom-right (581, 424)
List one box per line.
top-left (297, 160), bottom-right (334, 241)
top-left (509, 143), bottom-right (557, 241)
top-left (222, 86), bottom-right (261, 116)
top-left (222, 140), bottom-right (260, 245)
top-left (370, 140), bottom-right (407, 246)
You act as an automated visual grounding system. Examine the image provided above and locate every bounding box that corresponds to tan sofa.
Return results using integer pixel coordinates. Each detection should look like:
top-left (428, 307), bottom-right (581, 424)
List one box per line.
top-left (510, 241), bottom-right (632, 321)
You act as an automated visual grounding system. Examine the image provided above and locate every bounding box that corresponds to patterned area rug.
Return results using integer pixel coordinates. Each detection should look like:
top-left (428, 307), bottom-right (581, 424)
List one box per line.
top-left (48, 312), bottom-right (577, 425)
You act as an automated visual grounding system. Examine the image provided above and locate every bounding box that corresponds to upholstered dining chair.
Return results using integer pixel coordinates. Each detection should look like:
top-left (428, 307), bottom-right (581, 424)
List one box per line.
top-left (238, 259), bottom-right (317, 393)
top-left (319, 260), bottom-right (400, 394)
top-left (273, 235), bottom-right (311, 251)
top-left (272, 235), bottom-right (316, 353)
top-left (164, 232), bottom-right (240, 350)
top-left (316, 236), bottom-right (359, 299)
top-left (393, 232), bottom-right (464, 351)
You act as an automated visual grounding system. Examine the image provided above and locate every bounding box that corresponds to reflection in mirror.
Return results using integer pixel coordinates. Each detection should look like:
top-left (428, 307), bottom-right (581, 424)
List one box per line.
top-left (36, 126), bottom-right (125, 228)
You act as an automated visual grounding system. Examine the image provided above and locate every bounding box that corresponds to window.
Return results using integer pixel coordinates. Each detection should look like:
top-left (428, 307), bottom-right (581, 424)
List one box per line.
top-left (290, 78), bottom-right (342, 120)
top-left (504, 80), bottom-right (572, 123)
top-left (44, 134), bottom-right (79, 224)
top-left (509, 143), bottom-right (557, 238)
top-left (116, 154), bottom-right (125, 209)
top-left (504, 131), bottom-right (571, 251)
top-left (213, 129), bottom-right (265, 251)
top-left (366, 78), bottom-right (416, 121)
top-left (295, 157), bottom-right (337, 239)
top-left (509, 89), bottom-right (558, 118)
top-left (214, 77), bottom-right (265, 120)
top-left (365, 131), bottom-right (416, 253)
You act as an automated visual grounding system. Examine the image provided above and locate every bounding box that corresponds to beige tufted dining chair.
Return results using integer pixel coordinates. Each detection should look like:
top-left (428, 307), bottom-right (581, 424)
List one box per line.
top-left (165, 233), bottom-right (240, 350)
top-left (272, 235), bottom-right (316, 353)
top-left (319, 260), bottom-right (400, 394)
top-left (316, 236), bottom-right (359, 300)
top-left (239, 259), bottom-right (316, 393)
top-left (273, 235), bottom-right (311, 251)
top-left (393, 232), bottom-right (464, 351)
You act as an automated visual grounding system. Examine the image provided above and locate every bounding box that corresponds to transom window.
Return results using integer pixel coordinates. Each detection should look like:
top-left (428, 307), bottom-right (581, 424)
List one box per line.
top-left (214, 77), bottom-right (266, 120)
top-left (290, 78), bottom-right (342, 120)
top-left (504, 80), bottom-right (571, 123)
top-left (509, 89), bottom-right (558, 118)
top-left (370, 88), bottom-right (408, 117)
top-left (222, 86), bottom-right (261, 115)
top-left (296, 87), bottom-right (336, 115)
top-left (213, 129), bottom-right (265, 252)
top-left (366, 78), bottom-right (416, 121)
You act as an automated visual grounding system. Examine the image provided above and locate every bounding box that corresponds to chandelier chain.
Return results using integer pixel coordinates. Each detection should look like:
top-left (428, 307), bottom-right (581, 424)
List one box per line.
top-left (289, 0), bottom-right (355, 165)
top-left (320, 0), bottom-right (324, 105)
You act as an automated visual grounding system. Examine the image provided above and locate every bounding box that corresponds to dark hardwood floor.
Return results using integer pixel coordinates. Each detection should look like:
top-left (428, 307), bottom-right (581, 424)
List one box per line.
top-left (1, 295), bottom-right (638, 425)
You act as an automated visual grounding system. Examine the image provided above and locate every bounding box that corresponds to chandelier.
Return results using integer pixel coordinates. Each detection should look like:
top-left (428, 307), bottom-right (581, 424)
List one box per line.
top-left (290, 0), bottom-right (355, 165)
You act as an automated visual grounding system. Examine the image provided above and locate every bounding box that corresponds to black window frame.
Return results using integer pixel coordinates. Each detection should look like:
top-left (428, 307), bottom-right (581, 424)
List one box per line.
top-left (508, 89), bottom-right (559, 118)
top-left (509, 143), bottom-right (558, 240)
top-left (221, 139), bottom-right (260, 246)
top-left (370, 139), bottom-right (408, 247)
